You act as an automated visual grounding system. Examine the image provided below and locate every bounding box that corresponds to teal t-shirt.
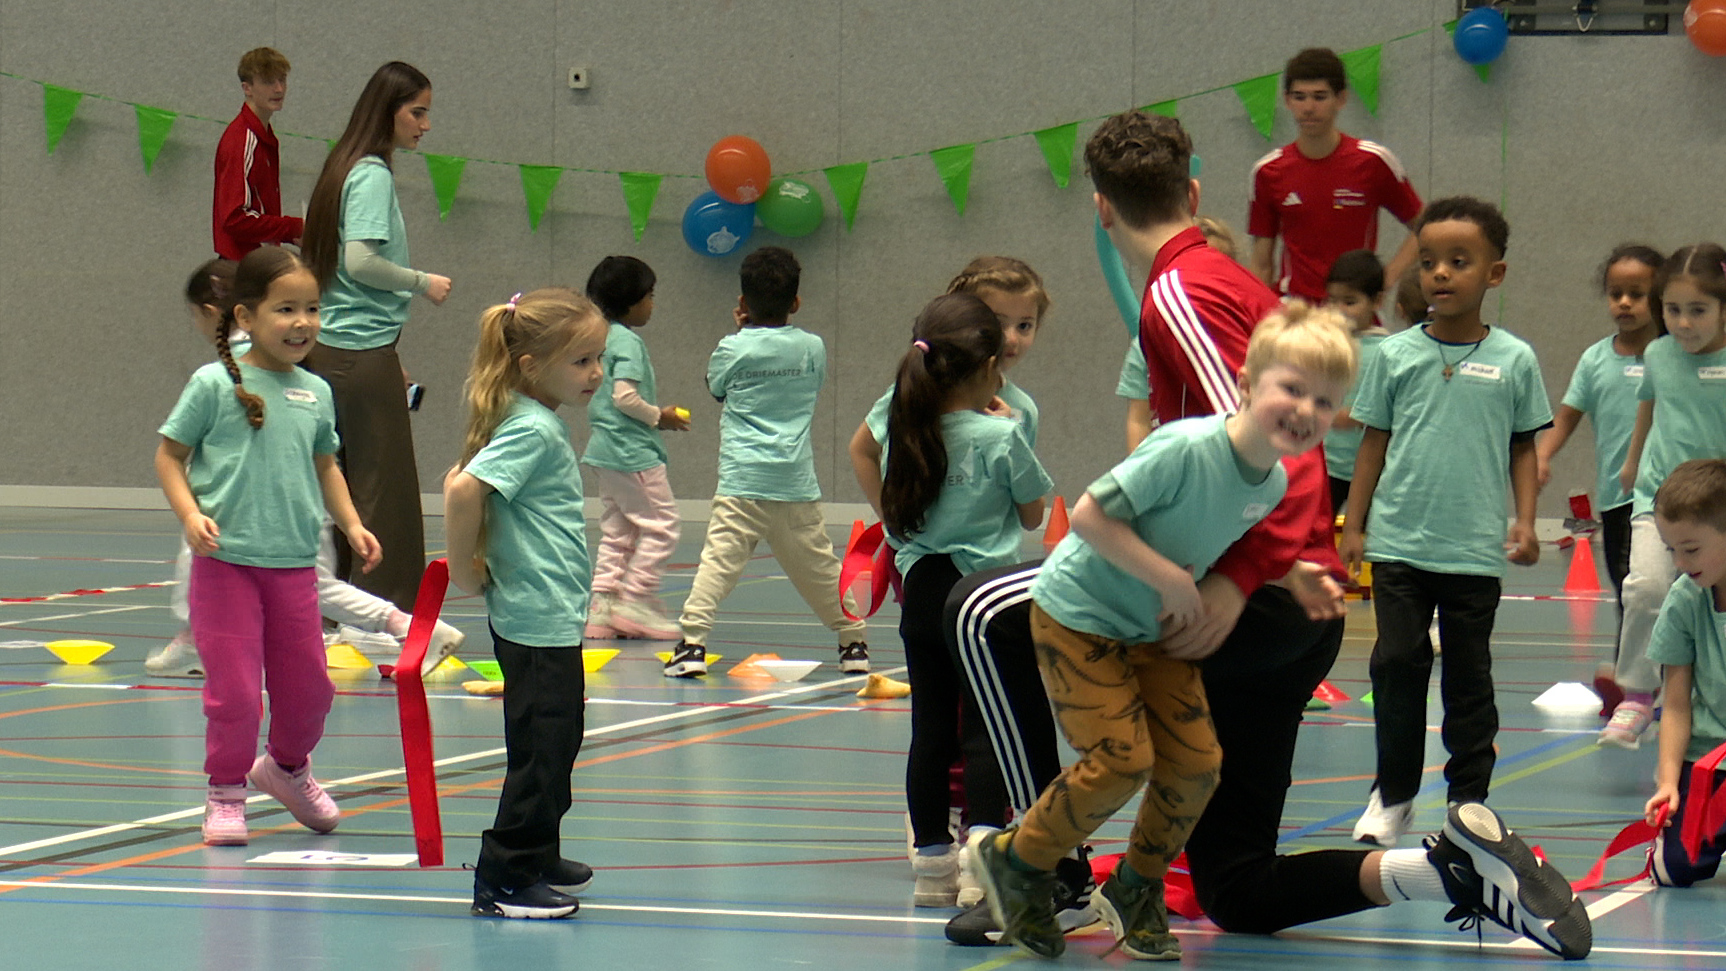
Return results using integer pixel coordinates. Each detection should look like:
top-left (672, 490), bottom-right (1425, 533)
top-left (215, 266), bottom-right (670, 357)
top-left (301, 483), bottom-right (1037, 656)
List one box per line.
top-left (709, 325), bottom-right (827, 502)
top-left (1350, 325), bottom-right (1552, 577)
top-left (463, 394), bottom-right (590, 646)
top-left (886, 411), bottom-right (1053, 577)
top-left (866, 379), bottom-right (1040, 448)
top-left (1030, 414), bottom-right (1287, 642)
top-left (159, 362), bottom-right (340, 568)
top-left (1115, 339), bottom-right (1149, 400)
top-left (1560, 335), bottom-right (1644, 512)
top-left (1324, 328), bottom-right (1389, 481)
top-left (583, 322), bottom-right (668, 473)
top-left (319, 156), bottom-right (412, 350)
top-left (1633, 336), bottom-right (1726, 517)
top-left (1646, 574), bottom-right (1726, 761)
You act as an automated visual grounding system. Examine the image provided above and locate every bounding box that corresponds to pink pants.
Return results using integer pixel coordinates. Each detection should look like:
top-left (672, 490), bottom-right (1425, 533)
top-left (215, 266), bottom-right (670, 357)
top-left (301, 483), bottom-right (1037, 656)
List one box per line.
top-left (189, 556), bottom-right (335, 786)
top-left (587, 464), bottom-right (680, 601)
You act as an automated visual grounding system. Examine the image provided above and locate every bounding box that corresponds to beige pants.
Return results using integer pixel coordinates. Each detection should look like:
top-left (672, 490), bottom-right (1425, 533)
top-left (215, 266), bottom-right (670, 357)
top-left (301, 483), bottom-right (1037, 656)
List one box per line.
top-left (1012, 603), bottom-right (1222, 879)
top-left (677, 496), bottom-right (866, 646)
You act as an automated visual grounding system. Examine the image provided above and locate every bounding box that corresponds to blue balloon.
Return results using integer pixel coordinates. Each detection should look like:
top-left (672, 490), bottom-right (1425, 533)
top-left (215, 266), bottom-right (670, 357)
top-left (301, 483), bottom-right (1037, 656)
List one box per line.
top-left (1453, 7), bottom-right (1509, 65)
top-left (682, 190), bottom-right (755, 257)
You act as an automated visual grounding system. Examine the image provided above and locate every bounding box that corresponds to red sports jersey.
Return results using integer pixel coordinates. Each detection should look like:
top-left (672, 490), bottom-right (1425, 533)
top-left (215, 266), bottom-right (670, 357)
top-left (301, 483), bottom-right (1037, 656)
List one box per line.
top-left (1247, 134), bottom-right (1421, 302)
top-left (1136, 226), bottom-right (1343, 594)
top-left (212, 104), bottom-right (303, 260)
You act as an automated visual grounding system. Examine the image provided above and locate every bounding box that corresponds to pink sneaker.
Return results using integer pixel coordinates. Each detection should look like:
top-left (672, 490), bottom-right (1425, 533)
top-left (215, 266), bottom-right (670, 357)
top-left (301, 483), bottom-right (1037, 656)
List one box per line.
top-left (583, 592), bottom-right (619, 640)
top-left (247, 755), bottom-right (340, 833)
top-left (202, 786), bottom-right (249, 846)
top-left (1597, 700), bottom-right (1654, 750)
top-left (610, 597), bottom-right (681, 641)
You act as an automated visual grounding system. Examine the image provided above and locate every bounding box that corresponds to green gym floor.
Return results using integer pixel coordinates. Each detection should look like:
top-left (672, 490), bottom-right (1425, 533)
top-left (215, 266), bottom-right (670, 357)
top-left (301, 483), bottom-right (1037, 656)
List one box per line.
top-left (1, 507), bottom-right (1720, 969)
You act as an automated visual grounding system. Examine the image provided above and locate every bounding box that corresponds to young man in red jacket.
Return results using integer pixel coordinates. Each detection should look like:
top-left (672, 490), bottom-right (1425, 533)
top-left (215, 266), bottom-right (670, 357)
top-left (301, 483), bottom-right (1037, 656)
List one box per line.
top-left (213, 48), bottom-right (303, 260)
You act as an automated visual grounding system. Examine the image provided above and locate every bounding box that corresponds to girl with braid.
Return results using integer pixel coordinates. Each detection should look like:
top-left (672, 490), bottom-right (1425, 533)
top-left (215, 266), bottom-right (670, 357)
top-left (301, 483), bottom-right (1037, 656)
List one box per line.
top-left (156, 246), bottom-right (380, 847)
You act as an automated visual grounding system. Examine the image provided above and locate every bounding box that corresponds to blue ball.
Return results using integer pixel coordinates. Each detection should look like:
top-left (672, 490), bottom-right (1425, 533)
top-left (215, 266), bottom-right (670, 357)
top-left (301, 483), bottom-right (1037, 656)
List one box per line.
top-left (1453, 7), bottom-right (1509, 65)
top-left (682, 190), bottom-right (755, 257)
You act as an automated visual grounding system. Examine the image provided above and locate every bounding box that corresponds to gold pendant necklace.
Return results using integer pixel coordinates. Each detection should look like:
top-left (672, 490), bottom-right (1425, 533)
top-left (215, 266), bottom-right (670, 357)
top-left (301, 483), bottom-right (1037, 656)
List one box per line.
top-left (1436, 332), bottom-right (1486, 381)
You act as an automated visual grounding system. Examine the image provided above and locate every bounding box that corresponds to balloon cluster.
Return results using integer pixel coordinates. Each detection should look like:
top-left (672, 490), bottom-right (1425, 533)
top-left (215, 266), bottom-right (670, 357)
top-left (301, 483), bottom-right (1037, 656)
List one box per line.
top-left (682, 136), bottom-right (826, 257)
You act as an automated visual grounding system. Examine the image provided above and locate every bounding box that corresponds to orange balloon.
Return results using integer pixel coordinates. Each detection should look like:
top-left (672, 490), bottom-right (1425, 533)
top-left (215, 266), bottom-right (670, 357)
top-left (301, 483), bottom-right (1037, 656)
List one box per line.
top-left (1687, 0), bottom-right (1726, 56)
top-left (705, 135), bottom-right (772, 205)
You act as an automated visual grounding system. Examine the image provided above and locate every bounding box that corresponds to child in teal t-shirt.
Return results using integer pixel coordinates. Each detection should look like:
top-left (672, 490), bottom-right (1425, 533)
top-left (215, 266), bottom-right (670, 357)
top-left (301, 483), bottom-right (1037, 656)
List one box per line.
top-left (443, 287), bottom-right (609, 920)
top-left (863, 293), bottom-right (1053, 907)
top-left (669, 247), bottom-right (868, 678)
top-left (1321, 249), bottom-right (1391, 518)
top-left (579, 257), bottom-right (690, 642)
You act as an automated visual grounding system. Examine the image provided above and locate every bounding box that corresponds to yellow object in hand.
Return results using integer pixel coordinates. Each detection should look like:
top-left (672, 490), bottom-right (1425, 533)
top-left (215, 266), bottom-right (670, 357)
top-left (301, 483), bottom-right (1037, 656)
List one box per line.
top-left (674, 407), bottom-right (690, 420)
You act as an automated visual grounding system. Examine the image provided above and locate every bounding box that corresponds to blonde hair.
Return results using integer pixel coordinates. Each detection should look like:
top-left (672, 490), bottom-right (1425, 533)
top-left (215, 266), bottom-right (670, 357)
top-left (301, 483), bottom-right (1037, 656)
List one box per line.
top-left (1243, 300), bottom-right (1358, 388)
top-left (459, 287), bottom-right (605, 467)
top-left (1196, 216), bottom-right (1238, 259)
top-left (946, 256), bottom-right (1051, 322)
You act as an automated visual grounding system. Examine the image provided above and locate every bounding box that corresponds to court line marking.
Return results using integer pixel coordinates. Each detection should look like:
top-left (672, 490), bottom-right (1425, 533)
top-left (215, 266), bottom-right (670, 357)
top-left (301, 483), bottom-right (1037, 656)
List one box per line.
top-left (0, 605), bottom-right (151, 628)
top-left (0, 667), bottom-right (905, 859)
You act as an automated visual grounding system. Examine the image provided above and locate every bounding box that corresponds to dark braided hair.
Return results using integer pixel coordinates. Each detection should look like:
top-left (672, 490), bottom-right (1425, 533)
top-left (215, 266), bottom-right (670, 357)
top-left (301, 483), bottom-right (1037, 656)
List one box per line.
top-left (220, 246), bottom-right (311, 429)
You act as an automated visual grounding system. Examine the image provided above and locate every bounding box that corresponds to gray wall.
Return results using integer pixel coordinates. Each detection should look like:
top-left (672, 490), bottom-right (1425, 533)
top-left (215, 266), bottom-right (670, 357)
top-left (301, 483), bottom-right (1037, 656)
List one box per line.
top-left (3, 0), bottom-right (1721, 517)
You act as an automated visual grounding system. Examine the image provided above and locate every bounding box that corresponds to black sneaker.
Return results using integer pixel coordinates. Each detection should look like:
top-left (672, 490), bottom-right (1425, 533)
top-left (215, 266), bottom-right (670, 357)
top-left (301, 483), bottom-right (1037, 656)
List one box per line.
top-left (838, 642), bottom-right (870, 674)
top-left (471, 875), bottom-right (578, 919)
top-left (664, 641), bottom-right (708, 678)
top-left (965, 827), bottom-right (1064, 958)
top-left (946, 846), bottom-right (1099, 946)
top-left (1426, 802), bottom-right (1591, 960)
top-left (546, 857), bottom-right (593, 895)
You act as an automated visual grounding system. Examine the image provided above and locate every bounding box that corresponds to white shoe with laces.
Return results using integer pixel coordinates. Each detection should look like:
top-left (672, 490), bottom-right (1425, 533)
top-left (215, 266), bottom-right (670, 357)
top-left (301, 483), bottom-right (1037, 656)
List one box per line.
top-left (1353, 787), bottom-right (1414, 847)
top-left (145, 631), bottom-right (204, 678)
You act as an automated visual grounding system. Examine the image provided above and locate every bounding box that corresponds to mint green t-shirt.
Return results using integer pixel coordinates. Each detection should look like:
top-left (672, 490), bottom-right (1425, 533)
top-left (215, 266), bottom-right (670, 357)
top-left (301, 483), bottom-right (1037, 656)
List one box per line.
top-left (1633, 336), bottom-right (1726, 517)
top-left (463, 394), bottom-right (590, 646)
top-left (1115, 339), bottom-right (1149, 400)
top-left (1351, 325), bottom-right (1552, 577)
top-left (866, 378), bottom-right (1040, 449)
top-left (1324, 328), bottom-right (1389, 482)
top-left (1560, 335), bottom-right (1644, 512)
top-left (159, 362), bottom-right (340, 568)
top-left (1030, 414), bottom-right (1287, 642)
top-left (1645, 574), bottom-right (1726, 761)
top-left (709, 325), bottom-right (826, 502)
top-left (319, 156), bottom-right (412, 350)
top-left (583, 322), bottom-right (667, 473)
top-left (886, 411), bottom-right (1053, 577)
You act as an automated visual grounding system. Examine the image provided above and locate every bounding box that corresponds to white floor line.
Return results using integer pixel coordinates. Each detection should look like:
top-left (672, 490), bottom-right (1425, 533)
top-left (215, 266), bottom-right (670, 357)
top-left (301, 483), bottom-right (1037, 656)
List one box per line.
top-left (0, 605), bottom-right (151, 628)
top-left (1277, 927), bottom-right (1720, 960)
top-left (0, 667), bottom-right (905, 859)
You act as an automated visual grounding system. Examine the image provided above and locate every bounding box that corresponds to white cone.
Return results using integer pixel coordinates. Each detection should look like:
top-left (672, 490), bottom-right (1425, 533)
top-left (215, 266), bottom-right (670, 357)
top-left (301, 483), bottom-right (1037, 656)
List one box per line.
top-left (1532, 681), bottom-right (1602, 712)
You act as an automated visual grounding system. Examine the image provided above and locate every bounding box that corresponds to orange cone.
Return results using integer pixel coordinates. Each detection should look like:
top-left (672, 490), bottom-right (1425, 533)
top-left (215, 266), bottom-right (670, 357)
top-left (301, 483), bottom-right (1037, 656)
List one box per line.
top-left (1043, 496), bottom-right (1070, 551)
top-left (729, 652), bottom-right (782, 678)
top-left (1564, 534), bottom-right (1602, 593)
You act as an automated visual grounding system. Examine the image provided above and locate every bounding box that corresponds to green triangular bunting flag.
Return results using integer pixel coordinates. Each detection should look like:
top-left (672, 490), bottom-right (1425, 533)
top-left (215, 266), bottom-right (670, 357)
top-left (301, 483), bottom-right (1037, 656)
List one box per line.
top-left (930, 143), bottom-right (976, 215)
top-left (1443, 20), bottom-right (1493, 83)
top-left (1340, 45), bottom-right (1382, 115)
top-left (519, 164), bottom-right (563, 232)
top-left (42, 85), bottom-right (82, 154)
top-left (1032, 123), bottom-right (1077, 189)
top-left (134, 106), bottom-right (177, 174)
top-left (824, 161), bottom-right (869, 231)
top-left (423, 154), bottom-right (466, 221)
top-left (1144, 100), bottom-right (1179, 118)
top-left (618, 172), bottom-right (662, 241)
top-left (1233, 73), bottom-right (1279, 139)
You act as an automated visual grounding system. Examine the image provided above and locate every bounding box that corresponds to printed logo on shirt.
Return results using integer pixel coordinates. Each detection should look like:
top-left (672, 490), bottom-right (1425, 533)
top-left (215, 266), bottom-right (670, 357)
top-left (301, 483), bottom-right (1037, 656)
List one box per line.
top-left (1700, 366), bottom-right (1726, 381)
top-left (1241, 502), bottom-right (1270, 520)
top-left (1332, 188), bottom-right (1367, 208)
top-left (283, 388), bottom-right (318, 404)
top-left (1282, 192), bottom-right (1303, 206)
top-left (1458, 362), bottom-right (1501, 381)
top-left (1624, 364), bottom-right (1645, 379)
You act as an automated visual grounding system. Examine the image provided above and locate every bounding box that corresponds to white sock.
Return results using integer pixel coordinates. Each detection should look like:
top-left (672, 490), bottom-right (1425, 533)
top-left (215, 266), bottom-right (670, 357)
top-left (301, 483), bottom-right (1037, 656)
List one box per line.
top-left (1380, 848), bottom-right (1449, 902)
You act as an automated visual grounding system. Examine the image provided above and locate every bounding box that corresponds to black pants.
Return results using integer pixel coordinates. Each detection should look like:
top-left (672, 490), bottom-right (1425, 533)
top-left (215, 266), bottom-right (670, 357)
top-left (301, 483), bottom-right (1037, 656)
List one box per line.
top-left (1369, 561), bottom-right (1501, 805)
top-left (1602, 503), bottom-right (1632, 630)
top-left (1329, 476), bottom-right (1351, 522)
top-left (901, 554), bottom-right (1007, 846)
top-left (944, 561), bottom-right (1064, 815)
top-left (1187, 586), bottom-right (1375, 933)
top-left (476, 629), bottom-right (587, 888)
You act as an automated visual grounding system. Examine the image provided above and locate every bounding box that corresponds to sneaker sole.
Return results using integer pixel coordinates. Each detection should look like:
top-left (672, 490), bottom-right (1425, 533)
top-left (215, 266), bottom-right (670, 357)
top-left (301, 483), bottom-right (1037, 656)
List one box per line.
top-left (839, 660), bottom-right (871, 674)
top-left (1595, 731), bottom-right (1641, 750)
top-left (1093, 887), bottom-right (1182, 961)
top-left (1444, 803), bottom-right (1592, 959)
top-left (146, 665), bottom-right (205, 678)
top-left (472, 901), bottom-right (577, 919)
top-left (663, 662), bottom-right (708, 678)
top-left (582, 625), bottom-right (619, 640)
top-left (202, 832), bottom-right (249, 846)
top-left (548, 877), bottom-right (592, 895)
top-left (612, 619), bottom-right (680, 641)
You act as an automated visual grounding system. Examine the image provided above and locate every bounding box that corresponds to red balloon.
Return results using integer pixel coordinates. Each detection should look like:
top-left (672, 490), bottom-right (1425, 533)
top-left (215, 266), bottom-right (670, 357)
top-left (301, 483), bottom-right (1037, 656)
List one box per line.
top-left (1687, 0), bottom-right (1726, 56)
top-left (705, 136), bottom-right (772, 205)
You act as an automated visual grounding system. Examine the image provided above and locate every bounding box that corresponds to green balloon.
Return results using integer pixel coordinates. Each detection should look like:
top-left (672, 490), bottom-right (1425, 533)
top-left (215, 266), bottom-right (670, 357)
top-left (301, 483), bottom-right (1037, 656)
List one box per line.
top-left (756, 177), bottom-right (824, 237)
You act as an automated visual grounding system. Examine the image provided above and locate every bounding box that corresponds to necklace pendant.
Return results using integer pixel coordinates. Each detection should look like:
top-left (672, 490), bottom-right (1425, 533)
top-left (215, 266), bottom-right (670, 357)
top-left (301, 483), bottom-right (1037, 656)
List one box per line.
top-left (1442, 365), bottom-right (1453, 381)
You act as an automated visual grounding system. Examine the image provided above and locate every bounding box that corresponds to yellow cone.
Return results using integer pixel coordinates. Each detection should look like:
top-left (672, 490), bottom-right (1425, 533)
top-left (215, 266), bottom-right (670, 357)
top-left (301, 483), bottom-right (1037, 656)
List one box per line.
top-left (45, 639), bottom-right (114, 665)
top-left (324, 643), bottom-right (374, 670)
top-left (856, 673), bottom-right (911, 699)
top-left (582, 648), bottom-right (620, 672)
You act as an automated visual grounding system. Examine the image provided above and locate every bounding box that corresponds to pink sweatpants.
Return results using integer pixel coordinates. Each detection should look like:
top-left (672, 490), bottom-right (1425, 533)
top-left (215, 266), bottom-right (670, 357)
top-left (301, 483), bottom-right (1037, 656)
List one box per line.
top-left (587, 464), bottom-right (680, 601)
top-left (189, 556), bottom-right (335, 786)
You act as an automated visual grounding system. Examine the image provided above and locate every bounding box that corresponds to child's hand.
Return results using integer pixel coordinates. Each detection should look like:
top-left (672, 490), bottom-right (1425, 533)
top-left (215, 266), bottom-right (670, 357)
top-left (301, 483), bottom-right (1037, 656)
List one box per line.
top-left (423, 274), bottom-right (453, 305)
top-left (1281, 560), bottom-right (1347, 621)
top-left (1156, 569), bottom-right (1203, 633)
top-left (346, 526), bottom-right (383, 573)
top-left (1338, 529), bottom-right (1365, 581)
top-left (1536, 454), bottom-right (1552, 489)
top-left (1505, 523), bottom-right (1539, 565)
top-left (184, 515), bottom-right (221, 555)
top-left (1645, 784), bottom-right (1679, 827)
top-left (658, 405), bottom-right (691, 431)
top-left (984, 396), bottom-right (1012, 420)
top-left (1619, 462), bottom-right (1636, 496)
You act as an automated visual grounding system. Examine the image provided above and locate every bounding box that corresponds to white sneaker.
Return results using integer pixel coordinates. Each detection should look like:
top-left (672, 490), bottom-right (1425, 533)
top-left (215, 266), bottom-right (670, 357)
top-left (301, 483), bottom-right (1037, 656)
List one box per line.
top-left (423, 620), bottom-right (465, 676)
top-left (912, 843), bottom-right (961, 907)
top-left (333, 620), bottom-right (464, 677)
top-left (1353, 788), bottom-right (1414, 847)
top-left (957, 826), bottom-right (997, 908)
top-left (611, 596), bottom-right (680, 640)
top-left (145, 631), bottom-right (204, 678)
top-left (583, 591), bottom-right (619, 640)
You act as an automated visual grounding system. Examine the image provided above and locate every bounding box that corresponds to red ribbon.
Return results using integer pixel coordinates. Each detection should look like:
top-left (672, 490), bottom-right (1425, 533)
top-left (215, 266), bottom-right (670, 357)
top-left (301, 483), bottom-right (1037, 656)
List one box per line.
top-left (839, 522), bottom-right (902, 621)
top-left (1679, 740), bottom-right (1726, 867)
top-left (393, 558), bottom-right (449, 867)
